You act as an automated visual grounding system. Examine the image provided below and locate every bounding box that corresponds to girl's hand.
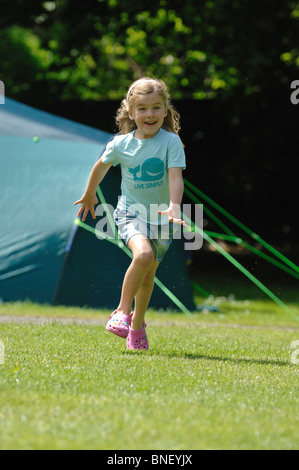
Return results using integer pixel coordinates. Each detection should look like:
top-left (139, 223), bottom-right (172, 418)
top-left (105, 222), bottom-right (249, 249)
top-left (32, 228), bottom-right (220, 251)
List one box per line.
top-left (158, 204), bottom-right (189, 227)
top-left (74, 193), bottom-right (98, 221)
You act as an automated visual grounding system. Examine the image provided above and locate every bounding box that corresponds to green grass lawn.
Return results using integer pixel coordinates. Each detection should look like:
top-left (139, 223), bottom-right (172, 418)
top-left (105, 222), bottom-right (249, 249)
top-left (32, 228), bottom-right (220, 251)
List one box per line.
top-left (0, 298), bottom-right (299, 450)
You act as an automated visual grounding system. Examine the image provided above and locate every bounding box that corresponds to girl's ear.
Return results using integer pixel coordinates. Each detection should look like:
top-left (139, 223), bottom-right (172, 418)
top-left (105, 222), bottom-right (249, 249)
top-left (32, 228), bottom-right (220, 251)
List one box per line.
top-left (126, 101), bottom-right (134, 120)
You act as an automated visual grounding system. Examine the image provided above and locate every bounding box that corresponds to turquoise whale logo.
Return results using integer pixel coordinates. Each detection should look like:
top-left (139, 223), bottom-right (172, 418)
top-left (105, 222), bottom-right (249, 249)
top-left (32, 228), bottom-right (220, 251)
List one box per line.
top-left (129, 158), bottom-right (164, 182)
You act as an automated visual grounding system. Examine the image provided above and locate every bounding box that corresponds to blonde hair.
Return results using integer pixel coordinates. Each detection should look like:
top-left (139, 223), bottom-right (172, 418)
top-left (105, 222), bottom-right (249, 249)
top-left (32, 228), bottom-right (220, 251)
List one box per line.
top-left (115, 77), bottom-right (181, 135)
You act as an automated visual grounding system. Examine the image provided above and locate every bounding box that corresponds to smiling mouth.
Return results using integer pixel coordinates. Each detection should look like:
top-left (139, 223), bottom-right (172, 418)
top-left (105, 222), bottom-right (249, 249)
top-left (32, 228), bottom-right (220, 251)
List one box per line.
top-left (145, 121), bottom-right (157, 126)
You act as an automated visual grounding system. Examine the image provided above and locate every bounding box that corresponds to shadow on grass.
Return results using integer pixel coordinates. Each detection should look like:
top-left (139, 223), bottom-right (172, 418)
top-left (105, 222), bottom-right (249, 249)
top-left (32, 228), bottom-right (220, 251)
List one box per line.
top-left (143, 350), bottom-right (292, 367)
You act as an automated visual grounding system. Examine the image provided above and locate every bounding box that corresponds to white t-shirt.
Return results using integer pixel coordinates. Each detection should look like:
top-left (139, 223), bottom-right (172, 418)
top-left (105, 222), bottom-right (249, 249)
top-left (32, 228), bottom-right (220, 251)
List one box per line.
top-left (101, 129), bottom-right (186, 224)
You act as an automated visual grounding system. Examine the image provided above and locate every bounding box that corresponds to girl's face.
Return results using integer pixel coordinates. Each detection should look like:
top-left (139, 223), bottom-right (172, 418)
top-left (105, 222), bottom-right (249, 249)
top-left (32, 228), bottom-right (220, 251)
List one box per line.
top-left (129, 91), bottom-right (168, 139)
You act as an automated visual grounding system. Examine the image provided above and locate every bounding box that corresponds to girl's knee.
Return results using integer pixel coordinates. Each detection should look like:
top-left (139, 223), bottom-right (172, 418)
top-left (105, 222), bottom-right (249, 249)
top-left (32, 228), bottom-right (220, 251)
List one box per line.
top-left (134, 248), bottom-right (155, 268)
top-left (128, 235), bottom-right (156, 269)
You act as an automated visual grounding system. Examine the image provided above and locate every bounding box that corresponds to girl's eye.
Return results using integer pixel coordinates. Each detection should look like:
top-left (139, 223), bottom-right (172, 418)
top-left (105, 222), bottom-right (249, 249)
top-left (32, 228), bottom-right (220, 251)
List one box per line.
top-left (136, 106), bottom-right (161, 112)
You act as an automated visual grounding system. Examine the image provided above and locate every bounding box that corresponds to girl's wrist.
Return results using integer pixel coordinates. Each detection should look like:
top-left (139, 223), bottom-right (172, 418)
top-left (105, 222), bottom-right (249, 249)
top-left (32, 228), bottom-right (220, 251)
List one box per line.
top-left (85, 190), bottom-right (96, 197)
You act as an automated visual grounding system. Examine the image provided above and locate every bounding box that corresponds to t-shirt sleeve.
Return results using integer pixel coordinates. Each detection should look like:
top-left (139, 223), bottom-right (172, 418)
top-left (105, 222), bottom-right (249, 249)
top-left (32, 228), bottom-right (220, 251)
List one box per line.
top-left (167, 135), bottom-right (186, 170)
top-left (101, 138), bottom-right (119, 166)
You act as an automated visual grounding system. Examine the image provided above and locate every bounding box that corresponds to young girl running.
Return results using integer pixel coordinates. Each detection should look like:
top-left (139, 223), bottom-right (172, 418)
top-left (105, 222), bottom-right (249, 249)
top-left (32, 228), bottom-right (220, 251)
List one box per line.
top-left (74, 77), bottom-right (186, 351)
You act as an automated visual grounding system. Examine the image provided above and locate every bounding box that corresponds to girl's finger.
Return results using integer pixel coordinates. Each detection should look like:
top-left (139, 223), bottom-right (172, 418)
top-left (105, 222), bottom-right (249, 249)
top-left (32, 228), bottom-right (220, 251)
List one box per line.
top-left (74, 198), bottom-right (84, 206)
top-left (82, 207), bottom-right (89, 222)
top-left (77, 205), bottom-right (84, 217)
top-left (172, 218), bottom-right (190, 228)
top-left (172, 218), bottom-right (183, 224)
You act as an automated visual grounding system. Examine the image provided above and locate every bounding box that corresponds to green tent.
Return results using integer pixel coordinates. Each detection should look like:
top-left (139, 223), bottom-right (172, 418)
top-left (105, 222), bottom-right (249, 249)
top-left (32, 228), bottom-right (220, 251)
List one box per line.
top-left (0, 98), bottom-right (195, 312)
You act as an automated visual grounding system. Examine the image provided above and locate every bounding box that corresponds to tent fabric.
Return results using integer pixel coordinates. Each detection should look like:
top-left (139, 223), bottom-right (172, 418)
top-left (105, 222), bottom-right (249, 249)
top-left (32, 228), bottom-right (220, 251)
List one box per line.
top-left (0, 98), bottom-right (111, 303)
top-left (0, 97), bottom-right (195, 311)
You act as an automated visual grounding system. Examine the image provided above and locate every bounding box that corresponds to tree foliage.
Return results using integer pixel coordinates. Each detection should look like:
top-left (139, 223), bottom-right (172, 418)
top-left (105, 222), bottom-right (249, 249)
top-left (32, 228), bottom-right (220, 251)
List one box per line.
top-left (0, 0), bottom-right (299, 104)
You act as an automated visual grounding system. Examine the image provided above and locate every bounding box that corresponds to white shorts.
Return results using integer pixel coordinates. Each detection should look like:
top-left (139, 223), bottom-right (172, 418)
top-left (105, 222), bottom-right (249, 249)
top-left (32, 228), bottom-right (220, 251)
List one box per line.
top-left (114, 209), bottom-right (173, 262)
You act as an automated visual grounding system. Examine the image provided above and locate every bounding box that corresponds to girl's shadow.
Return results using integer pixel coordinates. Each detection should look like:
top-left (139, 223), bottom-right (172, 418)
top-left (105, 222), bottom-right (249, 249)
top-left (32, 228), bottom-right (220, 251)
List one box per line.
top-left (148, 350), bottom-right (291, 367)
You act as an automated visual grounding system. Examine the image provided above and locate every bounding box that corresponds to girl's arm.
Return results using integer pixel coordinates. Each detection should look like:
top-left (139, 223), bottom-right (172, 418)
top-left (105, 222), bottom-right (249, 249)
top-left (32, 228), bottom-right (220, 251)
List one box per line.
top-left (74, 157), bottom-right (112, 221)
top-left (159, 167), bottom-right (187, 225)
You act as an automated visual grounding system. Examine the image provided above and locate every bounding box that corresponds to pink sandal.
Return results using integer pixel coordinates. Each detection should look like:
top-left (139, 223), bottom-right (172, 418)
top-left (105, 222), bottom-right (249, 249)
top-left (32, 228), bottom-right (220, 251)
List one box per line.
top-left (126, 314), bottom-right (149, 351)
top-left (106, 310), bottom-right (131, 338)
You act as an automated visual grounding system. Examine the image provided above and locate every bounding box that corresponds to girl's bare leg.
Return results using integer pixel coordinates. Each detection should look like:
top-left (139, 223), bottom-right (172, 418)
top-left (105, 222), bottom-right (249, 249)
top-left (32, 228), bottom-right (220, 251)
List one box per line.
top-left (132, 259), bottom-right (159, 330)
top-left (117, 235), bottom-right (155, 322)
